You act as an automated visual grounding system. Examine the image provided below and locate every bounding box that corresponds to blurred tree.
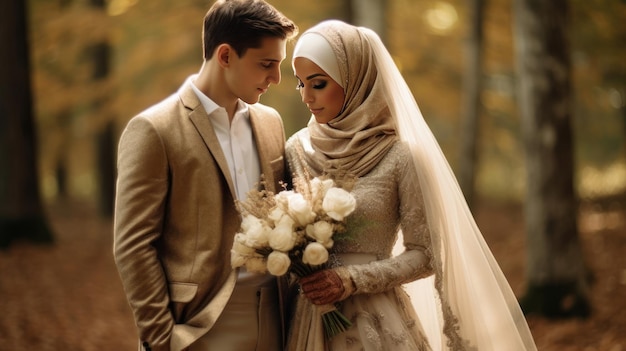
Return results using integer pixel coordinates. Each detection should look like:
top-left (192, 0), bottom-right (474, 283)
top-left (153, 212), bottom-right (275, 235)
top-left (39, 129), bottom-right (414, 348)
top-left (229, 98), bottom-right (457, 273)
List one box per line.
top-left (458, 0), bottom-right (485, 208)
top-left (52, 0), bottom-right (74, 200)
top-left (387, 0), bottom-right (464, 164)
top-left (620, 90), bottom-right (626, 162)
top-left (350, 0), bottom-right (387, 41)
top-left (570, 0), bottom-right (626, 171)
top-left (30, 1), bottom-right (76, 202)
top-left (0, 0), bottom-right (54, 247)
top-left (513, 0), bottom-right (591, 317)
top-left (87, 0), bottom-right (115, 218)
top-left (30, 0), bottom-right (117, 204)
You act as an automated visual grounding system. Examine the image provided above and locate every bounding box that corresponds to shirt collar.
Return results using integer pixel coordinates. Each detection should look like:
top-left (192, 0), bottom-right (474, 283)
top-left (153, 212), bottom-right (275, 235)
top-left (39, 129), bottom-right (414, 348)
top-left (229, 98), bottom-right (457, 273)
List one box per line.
top-left (189, 75), bottom-right (249, 119)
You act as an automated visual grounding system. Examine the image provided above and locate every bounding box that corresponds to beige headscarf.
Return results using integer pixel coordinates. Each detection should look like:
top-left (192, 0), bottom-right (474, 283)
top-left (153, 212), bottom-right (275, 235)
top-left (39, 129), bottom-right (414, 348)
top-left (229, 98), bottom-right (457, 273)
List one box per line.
top-left (293, 20), bottom-right (397, 177)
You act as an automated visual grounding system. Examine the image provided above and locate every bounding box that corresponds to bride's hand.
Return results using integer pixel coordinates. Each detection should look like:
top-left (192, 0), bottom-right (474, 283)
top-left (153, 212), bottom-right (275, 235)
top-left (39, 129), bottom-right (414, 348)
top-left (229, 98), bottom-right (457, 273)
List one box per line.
top-left (299, 269), bottom-right (345, 305)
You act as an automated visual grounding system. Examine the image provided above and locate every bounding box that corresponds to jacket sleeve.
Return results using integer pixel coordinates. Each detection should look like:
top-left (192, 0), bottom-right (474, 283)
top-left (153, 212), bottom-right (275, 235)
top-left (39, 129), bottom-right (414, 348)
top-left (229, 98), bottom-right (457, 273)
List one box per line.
top-left (113, 116), bottom-right (174, 351)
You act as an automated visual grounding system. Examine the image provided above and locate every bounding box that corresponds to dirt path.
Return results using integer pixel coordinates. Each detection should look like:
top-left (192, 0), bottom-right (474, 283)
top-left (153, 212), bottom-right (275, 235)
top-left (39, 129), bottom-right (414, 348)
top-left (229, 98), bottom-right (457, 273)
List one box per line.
top-left (0, 201), bottom-right (136, 351)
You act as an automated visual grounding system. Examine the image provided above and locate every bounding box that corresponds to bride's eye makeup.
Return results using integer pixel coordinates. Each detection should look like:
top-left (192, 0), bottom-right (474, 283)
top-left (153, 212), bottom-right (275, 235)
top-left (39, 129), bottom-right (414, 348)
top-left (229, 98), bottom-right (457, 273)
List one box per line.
top-left (295, 79), bottom-right (328, 90)
top-left (296, 69), bottom-right (334, 90)
top-left (312, 80), bottom-right (327, 90)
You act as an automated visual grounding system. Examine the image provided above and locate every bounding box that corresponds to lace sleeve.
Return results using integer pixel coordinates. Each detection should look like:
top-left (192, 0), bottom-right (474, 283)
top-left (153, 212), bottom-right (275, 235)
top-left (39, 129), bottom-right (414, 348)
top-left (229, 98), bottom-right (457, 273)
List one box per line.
top-left (345, 145), bottom-right (433, 295)
top-left (345, 248), bottom-right (432, 295)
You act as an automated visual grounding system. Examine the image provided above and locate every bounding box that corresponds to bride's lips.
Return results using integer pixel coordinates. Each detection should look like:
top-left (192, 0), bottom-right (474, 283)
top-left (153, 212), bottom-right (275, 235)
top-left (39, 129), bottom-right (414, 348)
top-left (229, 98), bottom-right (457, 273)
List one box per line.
top-left (309, 107), bottom-right (323, 115)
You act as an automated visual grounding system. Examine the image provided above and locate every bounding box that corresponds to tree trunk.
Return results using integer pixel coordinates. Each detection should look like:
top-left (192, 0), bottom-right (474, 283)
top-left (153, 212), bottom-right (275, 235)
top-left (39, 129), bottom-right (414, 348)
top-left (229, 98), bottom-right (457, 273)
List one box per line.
top-left (622, 88), bottom-right (626, 162)
top-left (513, 0), bottom-right (591, 318)
top-left (53, 0), bottom-right (73, 200)
top-left (54, 108), bottom-right (73, 199)
top-left (88, 0), bottom-right (116, 218)
top-left (458, 0), bottom-right (484, 209)
top-left (0, 0), bottom-right (54, 247)
top-left (350, 0), bottom-right (387, 41)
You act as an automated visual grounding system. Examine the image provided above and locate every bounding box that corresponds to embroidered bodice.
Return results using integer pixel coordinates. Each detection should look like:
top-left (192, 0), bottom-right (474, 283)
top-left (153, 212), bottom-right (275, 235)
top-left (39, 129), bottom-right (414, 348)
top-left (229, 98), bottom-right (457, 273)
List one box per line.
top-left (286, 131), bottom-right (433, 295)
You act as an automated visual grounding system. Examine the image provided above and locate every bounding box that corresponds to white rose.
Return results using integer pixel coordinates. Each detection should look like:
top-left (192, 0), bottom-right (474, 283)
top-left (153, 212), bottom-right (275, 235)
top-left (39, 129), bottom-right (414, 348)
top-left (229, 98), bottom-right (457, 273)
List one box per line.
top-left (269, 216), bottom-right (297, 251)
top-left (267, 251), bottom-right (291, 276)
top-left (250, 226), bottom-right (272, 248)
top-left (245, 256), bottom-right (267, 273)
top-left (302, 242), bottom-right (329, 266)
top-left (288, 193), bottom-right (316, 226)
top-left (311, 177), bottom-right (335, 200)
top-left (274, 190), bottom-right (296, 210)
top-left (322, 238), bottom-right (334, 249)
top-left (322, 187), bottom-right (356, 221)
top-left (241, 215), bottom-right (270, 247)
top-left (267, 207), bottom-right (285, 224)
top-left (232, 234), bottom-right (256, 255)
top-left (240, 214), bottom-right (260, 232)
top-left (230, 250), bottom-right (246, 268)
top-left (305, 221), bottom-right (334, 243)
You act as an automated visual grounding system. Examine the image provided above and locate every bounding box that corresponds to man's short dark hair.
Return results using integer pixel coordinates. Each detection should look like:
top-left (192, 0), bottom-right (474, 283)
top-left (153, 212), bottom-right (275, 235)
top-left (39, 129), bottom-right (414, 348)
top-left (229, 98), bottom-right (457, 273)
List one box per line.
top-left (202, 0), bottom-right (298, 60)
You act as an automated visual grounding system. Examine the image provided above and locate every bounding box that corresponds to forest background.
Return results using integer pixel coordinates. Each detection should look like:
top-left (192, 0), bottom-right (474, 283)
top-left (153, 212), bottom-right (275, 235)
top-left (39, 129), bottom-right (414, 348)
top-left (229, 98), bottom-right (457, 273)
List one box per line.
top-left (0, 0), bottom-right (625, 350)
top-left (27, 0), bottom-right (625, 204)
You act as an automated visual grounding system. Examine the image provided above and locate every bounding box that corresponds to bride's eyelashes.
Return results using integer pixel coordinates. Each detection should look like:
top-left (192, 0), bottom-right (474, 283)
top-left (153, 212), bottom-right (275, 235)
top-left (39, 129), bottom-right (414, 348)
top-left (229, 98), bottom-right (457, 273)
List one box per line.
top-left (312, 81), bottom-right (327, 89)
top-left (295, 79), bottom-right (328, 90)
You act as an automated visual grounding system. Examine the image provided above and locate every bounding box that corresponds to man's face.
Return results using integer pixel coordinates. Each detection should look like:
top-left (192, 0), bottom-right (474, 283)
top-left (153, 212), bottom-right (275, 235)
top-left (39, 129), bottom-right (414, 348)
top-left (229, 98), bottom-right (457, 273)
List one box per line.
top-left (224, 37), bottom-right (287, 104)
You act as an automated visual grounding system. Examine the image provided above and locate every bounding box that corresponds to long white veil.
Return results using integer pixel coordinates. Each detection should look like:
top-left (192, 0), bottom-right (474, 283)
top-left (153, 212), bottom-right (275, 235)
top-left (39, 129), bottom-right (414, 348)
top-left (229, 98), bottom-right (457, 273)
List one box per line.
top-left (359, 27), bottom-right (538, 350)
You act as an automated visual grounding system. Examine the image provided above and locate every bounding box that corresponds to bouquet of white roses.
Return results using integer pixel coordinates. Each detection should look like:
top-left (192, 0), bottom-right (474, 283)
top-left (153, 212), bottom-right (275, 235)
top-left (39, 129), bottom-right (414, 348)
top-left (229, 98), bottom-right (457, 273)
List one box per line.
top-left (231, 175), bottom-right (356, 339)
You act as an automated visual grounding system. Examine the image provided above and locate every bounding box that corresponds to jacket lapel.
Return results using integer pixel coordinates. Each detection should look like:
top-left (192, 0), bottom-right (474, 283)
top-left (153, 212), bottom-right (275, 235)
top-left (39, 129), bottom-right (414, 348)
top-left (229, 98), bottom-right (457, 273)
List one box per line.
top-left (180, 83), bottom-right (237, 200)
top-left (249, 109), bottom-right (276, 192)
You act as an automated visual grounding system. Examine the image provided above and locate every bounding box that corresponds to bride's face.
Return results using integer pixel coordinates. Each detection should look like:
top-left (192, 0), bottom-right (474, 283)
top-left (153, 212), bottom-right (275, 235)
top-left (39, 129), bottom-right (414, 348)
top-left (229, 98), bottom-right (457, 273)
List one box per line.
top-left (293, 57), bottom-right (345, 124)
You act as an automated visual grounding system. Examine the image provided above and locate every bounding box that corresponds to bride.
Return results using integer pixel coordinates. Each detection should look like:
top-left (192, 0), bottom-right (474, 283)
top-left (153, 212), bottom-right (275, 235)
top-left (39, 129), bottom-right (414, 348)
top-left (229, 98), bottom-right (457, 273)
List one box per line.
top-left (284, 19), bottom-right (538, 351)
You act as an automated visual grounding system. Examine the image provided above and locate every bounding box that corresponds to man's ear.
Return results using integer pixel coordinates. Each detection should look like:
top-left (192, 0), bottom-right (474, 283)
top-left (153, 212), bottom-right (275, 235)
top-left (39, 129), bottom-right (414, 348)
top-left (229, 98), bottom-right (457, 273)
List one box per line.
top-left (216, 44), bottom-right (232, 67)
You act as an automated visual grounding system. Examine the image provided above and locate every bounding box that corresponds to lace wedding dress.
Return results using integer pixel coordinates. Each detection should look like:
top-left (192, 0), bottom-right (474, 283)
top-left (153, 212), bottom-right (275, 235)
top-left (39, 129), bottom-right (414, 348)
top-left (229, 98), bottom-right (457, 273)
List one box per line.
top-left (286, 132), bottom-right (435, 351)
top-left (284, 19), bottom-right (537, 351)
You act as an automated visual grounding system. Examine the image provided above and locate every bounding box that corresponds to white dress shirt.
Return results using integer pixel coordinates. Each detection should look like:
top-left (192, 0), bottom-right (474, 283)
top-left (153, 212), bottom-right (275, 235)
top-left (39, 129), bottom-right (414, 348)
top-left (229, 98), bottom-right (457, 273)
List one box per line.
top-left (190, 76), bottom-right (270, 286)
top-left (190, 77), bottom-right (261, 202)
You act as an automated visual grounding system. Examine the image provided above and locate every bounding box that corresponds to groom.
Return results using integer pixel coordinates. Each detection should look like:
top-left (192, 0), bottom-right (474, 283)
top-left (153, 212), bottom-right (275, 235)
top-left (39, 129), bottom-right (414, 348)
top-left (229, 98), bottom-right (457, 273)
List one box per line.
top-left (113, 1), bottom-right (297, 350)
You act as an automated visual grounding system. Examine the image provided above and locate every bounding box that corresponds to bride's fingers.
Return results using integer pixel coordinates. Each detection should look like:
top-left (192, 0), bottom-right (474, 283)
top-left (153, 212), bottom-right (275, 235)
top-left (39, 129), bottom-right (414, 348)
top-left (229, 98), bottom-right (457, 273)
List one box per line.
top-left (303, 284), bottom-right (344, 304)
top-left (301, 280), bottom-right (325, 294)
top-left (299, 271), bottom-right (332, 292)
top-left (299, 271), bottom-right (325, 285)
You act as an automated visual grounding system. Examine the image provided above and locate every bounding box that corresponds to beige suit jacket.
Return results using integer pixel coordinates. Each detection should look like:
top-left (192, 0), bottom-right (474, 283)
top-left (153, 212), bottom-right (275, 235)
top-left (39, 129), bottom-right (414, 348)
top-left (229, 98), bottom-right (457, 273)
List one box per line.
top-left (113, 79), bottom-right (287, 351)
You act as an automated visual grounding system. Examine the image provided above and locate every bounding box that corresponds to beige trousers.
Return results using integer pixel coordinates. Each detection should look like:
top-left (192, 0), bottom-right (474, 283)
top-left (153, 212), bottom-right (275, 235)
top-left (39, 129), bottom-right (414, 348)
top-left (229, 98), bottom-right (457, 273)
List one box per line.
top-left (187, 282), bottom-right (281, 351)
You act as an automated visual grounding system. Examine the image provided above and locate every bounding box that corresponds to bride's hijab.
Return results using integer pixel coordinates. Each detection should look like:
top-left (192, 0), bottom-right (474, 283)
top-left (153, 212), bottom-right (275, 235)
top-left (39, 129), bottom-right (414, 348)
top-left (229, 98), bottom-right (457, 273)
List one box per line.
top-left (292, 21), bottom-right (397, 177)
top-left (292, 20), bottom-right (538, 351)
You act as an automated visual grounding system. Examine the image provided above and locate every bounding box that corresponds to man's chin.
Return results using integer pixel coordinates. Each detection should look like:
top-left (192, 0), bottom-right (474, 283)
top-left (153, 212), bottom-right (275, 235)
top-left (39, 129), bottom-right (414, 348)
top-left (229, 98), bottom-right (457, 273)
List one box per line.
top-left (241, 94), bottom-right (261, 105)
